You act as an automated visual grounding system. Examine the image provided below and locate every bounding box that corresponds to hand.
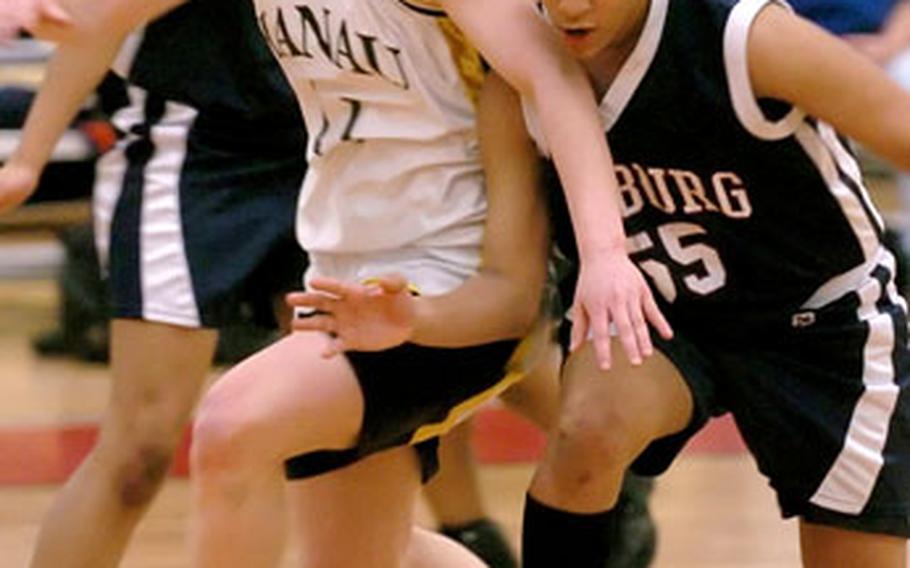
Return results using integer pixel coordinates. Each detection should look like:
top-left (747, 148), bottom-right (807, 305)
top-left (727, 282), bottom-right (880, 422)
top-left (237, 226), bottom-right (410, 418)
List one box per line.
top-left (0, 0), bottom-right (71, 40)
top-left (570, 252), bottom-right (672, 370)
top-left (0, 162), bottom-right (40, 214)
top-left (287, 274), bottom-right (416, 357)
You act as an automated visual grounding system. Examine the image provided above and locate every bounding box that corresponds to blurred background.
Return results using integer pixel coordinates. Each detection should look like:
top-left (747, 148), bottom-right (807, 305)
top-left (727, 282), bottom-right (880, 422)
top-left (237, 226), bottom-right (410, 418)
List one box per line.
top-left (0, 29), bottom-right (906, 568)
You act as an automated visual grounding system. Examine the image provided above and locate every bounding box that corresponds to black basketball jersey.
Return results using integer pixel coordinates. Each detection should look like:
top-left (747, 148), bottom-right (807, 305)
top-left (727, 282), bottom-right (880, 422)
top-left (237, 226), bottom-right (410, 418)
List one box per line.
top-left (541, 0), bottom-right (887, 335)
top-left (114, 0), bottom-right (303, 145)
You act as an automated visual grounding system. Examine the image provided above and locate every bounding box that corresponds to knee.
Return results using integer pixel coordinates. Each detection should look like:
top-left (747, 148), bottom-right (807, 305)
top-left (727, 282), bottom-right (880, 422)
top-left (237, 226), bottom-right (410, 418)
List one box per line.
top-left (190, 396), bottom-right (266, 478)
top-left (191, 406), bottom-right (242, 476)
top-left (114, 444), bottom-right (174, 508)
top-left (552, 406), bottom-right (641, 474)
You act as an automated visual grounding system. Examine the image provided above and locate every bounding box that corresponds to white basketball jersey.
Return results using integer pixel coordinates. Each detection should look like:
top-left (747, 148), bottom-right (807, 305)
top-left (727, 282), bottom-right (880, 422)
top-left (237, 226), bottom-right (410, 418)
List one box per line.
top-left (255, 0), bottom-right (486, 294)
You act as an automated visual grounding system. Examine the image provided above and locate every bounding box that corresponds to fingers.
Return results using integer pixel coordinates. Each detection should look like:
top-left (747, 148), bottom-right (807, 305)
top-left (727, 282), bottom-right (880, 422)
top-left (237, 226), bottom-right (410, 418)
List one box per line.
top-left (41, 0), bottom-right (72, 25)
top-left (321, 336), bottom-right (346, 359)
top-left (307, 277), bottom-right (365, 299)
top-left (285, 291), bottom-right (335, 313)
top-left (629, 300), bottom-right (653, 359)
top-left (643, 291), bottom-right (673, 340)
top-left (291, 313), bottom-right (335, 334)
top-left (590, 305), bottom-right (614, 370)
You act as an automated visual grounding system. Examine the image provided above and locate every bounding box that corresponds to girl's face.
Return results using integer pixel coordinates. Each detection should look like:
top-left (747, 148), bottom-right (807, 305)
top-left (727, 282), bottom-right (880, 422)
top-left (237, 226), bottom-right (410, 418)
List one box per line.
top-left (542, 0), bottom-right (647, 60)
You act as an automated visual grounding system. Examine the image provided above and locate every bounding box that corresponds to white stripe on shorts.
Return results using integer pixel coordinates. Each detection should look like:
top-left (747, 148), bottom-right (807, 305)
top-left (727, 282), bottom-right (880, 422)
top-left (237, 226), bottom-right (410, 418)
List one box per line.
top-left (810, 259), bottom-right (901, 514)
top-left (93, 85), bottom-right (146, 272)
top-left (139, 99), bottom-right (201, 327)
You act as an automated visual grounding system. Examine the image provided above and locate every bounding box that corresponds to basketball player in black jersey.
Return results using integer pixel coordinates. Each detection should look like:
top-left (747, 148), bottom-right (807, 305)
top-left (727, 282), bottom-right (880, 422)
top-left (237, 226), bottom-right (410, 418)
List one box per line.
top-left (480, 0), bottom-right (910, 566)
top-left (296, 0), bottom-right (910, 565)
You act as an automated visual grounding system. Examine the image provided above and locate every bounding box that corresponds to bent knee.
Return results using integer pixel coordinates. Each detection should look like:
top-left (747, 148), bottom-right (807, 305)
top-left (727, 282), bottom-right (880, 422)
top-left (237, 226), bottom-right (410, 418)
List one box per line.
top-left (114, 445), bottom-right (174, 508)
top-left (191, 407), bottom-right (245, 473)
top-left (191, 397), bottom-right (276, 476)
top-left (552, 407), bottom-right (644, 470)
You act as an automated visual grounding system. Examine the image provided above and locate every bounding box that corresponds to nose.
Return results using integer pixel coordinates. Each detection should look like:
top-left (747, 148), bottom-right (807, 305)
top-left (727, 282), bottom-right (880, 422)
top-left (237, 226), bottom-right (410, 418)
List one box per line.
top-left (553, 0), bottom-right (593, 21)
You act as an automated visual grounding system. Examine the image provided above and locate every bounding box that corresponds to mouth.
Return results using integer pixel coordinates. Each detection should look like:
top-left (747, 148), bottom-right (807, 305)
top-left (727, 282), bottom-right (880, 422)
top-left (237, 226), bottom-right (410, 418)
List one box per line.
top-left (560, 27), bottom-right (594, 44)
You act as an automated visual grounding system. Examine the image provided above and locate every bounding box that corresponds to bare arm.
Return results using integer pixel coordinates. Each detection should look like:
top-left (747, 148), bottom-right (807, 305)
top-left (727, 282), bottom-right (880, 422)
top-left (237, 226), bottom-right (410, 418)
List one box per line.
top-left (749, 4), bottom-right (910, 169)
top-left (440, 0), bottom-right (624, 257)
top-left (289, 72), bottom-right (550, 351)
top-left (440, 0), bottom-right (672, 367)
top-left (0, 0), bottom-right (185, 212)
top-left (408, 70), bottom-right (550, 346)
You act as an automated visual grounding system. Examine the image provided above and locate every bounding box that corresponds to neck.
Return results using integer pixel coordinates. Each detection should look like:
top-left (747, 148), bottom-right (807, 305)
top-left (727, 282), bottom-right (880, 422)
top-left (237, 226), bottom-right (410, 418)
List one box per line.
top-left (584, 0), bottom-right (650, 99)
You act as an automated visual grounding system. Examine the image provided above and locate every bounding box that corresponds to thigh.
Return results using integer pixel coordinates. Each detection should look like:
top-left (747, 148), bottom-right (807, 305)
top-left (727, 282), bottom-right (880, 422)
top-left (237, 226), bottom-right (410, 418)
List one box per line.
top-left (799, 520), bottom-right (906, 568)
top-left (196, 331), bottom-right (365, 462)
top-left (284, 339), bottom-right (519, 481)
top-left (289, 446), bottom-right (421, 568)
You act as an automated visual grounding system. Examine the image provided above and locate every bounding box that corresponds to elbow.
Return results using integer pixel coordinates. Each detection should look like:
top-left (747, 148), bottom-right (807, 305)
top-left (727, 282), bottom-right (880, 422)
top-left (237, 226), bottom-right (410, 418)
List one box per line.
top-left (888, 138), bottom-right (910, 172)
top-left (505, 283), bottom-right (546, 340)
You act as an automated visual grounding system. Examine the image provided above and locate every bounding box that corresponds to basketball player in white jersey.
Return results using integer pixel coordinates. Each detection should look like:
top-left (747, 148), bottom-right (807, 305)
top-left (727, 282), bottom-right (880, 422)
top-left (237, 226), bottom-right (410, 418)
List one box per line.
top-left (3, 0), bottom-right (672, 564)
top-left (6, 0), bottom-right (673, 374)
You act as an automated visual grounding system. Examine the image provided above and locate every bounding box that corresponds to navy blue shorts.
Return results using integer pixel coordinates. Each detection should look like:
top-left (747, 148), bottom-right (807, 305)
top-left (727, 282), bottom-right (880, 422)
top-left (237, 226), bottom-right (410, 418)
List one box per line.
top-left (93, 86), bottom-right (307, 329)
top-left (626, 266), bottom-right (910, 538)
top-left (284, 339), bottom-right (523, 483)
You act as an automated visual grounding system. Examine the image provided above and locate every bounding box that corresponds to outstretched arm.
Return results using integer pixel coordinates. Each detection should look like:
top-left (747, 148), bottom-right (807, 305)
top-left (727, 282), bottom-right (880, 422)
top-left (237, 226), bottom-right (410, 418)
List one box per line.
top-left (0, 0), bottom-right (185, 213)
top-left (289, 71), bottom-right (550, 354)
top-left (749, 4), bottom-right (910, 170)
top-left (440, 0), bottom-right (672, 368)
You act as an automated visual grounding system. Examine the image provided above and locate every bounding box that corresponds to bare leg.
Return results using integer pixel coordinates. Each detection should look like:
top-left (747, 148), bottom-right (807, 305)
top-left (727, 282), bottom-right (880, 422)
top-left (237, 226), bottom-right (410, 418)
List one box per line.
top-left (30, 319), bottom-right (217, 568)
top-left (422, 340), bottom-right (562, 567)
top-left (405, 527), bottom-right (487, 568)
top-left (800, 521), bottom-right (906, 568)
top-left (425, 340), bottom-right (561, 523)
top-left (530, 344), bottom-right (691, 512)
top-left (190, 331), bottom-right (366, 567)
top-left (425, 421), bottom-right (488, 525)
top-left (288, 445), bottom-right (484, 568)
top-left (521, 344), bottom-right (692, 568)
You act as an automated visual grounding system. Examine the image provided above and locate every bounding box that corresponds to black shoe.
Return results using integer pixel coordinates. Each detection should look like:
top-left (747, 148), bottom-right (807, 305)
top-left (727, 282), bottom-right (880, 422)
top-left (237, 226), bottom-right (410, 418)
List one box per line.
top-left (31, 329), bottom-right (69, 357)
top-left (441, 518), bottom-right (518, 568)
top-left (605, 474), bottom-right (657, 568)
top-left (31, 323), bottom-right (109, 363)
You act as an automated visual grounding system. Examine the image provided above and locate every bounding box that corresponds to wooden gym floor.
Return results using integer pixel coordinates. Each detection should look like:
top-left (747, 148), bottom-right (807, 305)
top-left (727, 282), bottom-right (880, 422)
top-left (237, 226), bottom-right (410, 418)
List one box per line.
top-left (0, 174), bottom-right (901, 566)
top-left (0, 265), bottom-right (803, 568)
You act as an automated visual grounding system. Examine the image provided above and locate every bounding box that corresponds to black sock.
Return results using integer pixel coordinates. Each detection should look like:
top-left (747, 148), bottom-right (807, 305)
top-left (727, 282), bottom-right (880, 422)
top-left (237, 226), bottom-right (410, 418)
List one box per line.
top-left (521, 493), bottom-right (615, 568)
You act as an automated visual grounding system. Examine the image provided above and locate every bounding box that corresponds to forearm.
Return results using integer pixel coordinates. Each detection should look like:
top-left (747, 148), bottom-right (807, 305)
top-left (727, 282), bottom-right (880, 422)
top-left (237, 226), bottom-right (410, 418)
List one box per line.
top-left (442, 0), bottom-right (628, 260)
top-left (11, 34), bottom-right (125, 171)
top-left (410, 272), bottom-right (543, 347)
top-left (528, 77), bottom-right (627, 260)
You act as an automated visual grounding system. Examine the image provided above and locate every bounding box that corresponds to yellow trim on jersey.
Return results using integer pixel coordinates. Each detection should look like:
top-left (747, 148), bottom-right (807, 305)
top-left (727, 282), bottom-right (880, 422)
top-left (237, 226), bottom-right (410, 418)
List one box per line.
top-left (408, 330), bottom-right (543, 443)
top-left (437, 18), bottom-right (485, 109)
top-left (361, 277), bottom-right (421, 296)
top-left (410, 369), bottom-right (526, 444)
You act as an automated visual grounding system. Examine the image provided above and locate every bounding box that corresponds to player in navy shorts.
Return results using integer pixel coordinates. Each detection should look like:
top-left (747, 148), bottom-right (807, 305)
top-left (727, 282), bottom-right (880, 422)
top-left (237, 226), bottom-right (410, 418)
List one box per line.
top-left (0, 1), bottom-right (308, 565)
top-left (478, 0), bottom-right (910, 566)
